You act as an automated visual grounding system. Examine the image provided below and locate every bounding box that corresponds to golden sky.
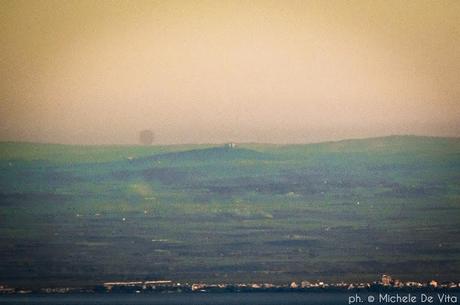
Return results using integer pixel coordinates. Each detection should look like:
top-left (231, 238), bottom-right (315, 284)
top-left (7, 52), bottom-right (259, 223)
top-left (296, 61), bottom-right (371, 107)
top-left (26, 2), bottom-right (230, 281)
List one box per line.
top-left (1, 0), bottom-right (459, 144)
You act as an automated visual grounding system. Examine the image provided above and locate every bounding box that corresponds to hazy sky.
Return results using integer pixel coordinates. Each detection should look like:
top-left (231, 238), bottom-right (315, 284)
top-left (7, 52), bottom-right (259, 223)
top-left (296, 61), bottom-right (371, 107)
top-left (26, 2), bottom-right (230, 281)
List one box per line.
top-left (1, 0), bottom-right (459, 144)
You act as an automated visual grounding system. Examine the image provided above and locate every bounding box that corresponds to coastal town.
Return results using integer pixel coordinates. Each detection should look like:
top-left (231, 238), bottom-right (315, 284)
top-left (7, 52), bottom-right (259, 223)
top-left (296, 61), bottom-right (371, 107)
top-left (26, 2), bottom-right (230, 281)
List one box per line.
top-left (1, 275), bottom-right (459, 295)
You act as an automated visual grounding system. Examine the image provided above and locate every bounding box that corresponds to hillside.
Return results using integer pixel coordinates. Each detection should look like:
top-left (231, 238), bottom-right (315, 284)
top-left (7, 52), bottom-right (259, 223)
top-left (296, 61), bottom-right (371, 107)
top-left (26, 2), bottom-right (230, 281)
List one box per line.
top-left (0, 136), bottom-right (459, 288)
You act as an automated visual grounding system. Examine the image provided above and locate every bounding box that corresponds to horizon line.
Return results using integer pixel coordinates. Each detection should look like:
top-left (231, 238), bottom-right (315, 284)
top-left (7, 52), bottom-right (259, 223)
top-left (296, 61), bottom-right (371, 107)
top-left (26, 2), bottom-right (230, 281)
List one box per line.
top-left (1, 134), bottom-right (459, 147)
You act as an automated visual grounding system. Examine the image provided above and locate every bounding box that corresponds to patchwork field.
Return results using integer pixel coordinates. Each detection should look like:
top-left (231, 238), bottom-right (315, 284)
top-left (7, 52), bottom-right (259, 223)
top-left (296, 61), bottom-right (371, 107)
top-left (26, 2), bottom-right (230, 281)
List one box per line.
top-left (0, 136), bottom-right (459, 288)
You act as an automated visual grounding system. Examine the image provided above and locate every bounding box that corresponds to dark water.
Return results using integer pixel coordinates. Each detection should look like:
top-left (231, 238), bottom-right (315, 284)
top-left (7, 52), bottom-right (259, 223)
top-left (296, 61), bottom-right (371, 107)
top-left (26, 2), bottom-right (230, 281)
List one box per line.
top-left (0, 292), bottom-right (459, 305)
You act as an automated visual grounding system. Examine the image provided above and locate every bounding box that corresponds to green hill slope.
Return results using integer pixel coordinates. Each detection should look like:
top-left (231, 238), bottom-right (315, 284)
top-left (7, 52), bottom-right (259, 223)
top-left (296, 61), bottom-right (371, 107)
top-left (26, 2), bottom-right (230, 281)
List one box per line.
top-left (0, 136), bottom-right (459, 288)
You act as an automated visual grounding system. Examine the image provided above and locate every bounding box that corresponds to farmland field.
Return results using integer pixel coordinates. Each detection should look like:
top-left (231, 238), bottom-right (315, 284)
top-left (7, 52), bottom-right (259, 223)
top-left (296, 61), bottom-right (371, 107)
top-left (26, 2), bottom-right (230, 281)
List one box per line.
top-left (0, 136), bottom-right (459, 288)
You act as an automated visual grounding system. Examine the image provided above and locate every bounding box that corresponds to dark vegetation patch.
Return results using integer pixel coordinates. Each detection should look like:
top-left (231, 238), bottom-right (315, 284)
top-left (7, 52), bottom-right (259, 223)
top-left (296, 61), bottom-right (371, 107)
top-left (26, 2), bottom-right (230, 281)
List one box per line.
top-left (136, 147), bottom-right (271, 163)
top-left (142, 167), bottom-right (194, 184)
top-left (0, 192), bottom-right (72, 204)
top-left (265, 239), bottom-right (321, 247)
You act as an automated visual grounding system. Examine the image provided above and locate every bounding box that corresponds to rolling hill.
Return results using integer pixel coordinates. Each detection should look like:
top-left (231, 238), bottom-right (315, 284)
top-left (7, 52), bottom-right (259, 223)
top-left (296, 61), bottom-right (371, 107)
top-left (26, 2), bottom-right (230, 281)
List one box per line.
top-left (0, 136), bottom-right (459, 288)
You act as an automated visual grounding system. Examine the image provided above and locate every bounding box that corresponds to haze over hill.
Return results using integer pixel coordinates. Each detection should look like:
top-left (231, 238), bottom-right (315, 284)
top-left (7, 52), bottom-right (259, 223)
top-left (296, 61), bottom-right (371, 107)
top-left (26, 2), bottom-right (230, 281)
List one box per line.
top-left (1, 1), bottom-right (460, 144)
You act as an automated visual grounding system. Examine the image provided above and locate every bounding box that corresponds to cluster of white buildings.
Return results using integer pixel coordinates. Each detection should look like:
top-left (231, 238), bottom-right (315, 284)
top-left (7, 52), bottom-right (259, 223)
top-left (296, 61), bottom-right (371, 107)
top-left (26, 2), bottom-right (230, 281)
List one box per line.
top-left (2, 275), bottom-right (460, 295)
top-left (103, 280), bottom-right (173, 291)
